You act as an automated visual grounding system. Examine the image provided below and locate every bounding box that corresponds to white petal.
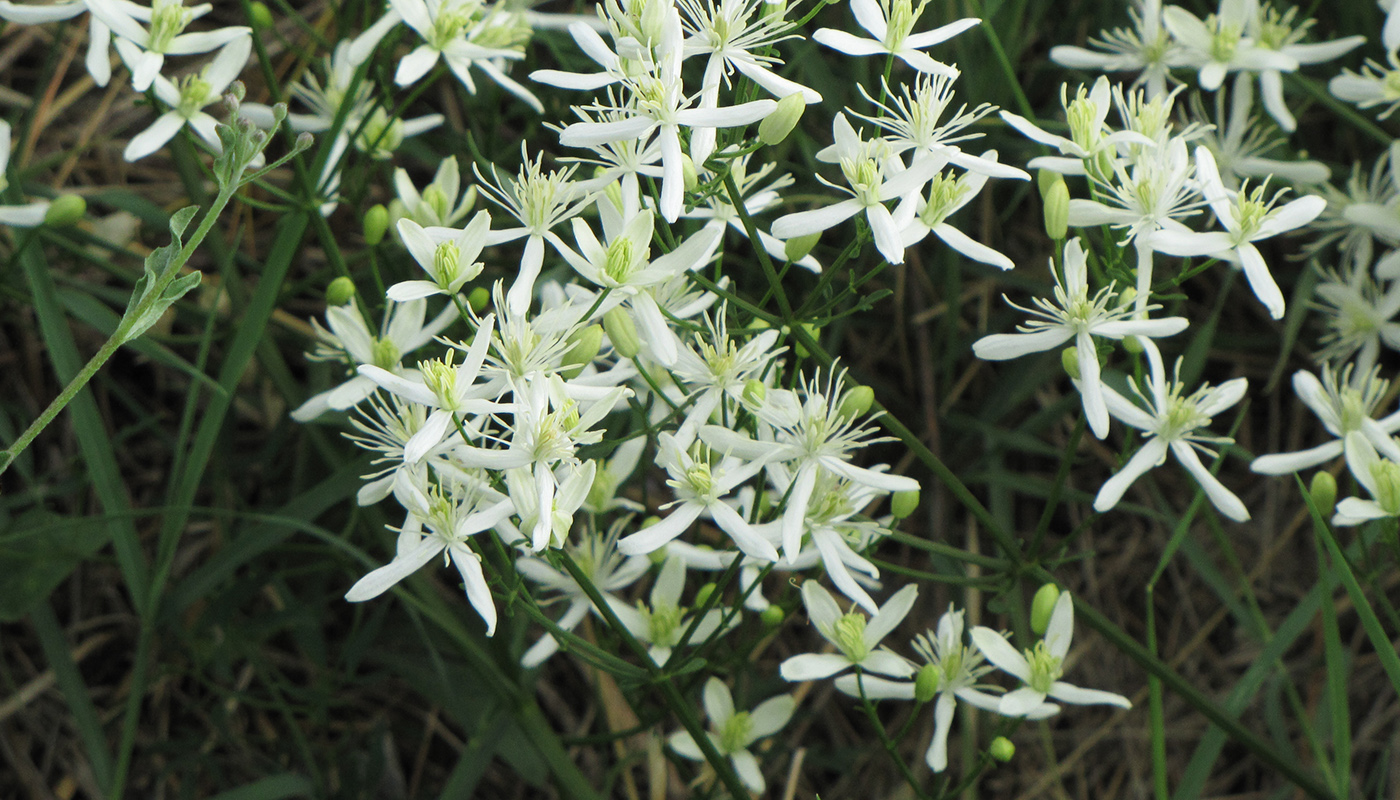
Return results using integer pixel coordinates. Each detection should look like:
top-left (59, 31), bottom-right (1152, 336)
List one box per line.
top-left (972, 328), bottom-right (1072, 360)
top-left (1172, 442), bottom-right (1249, 522)
top-left (969, 626), bottom-right (1031, 681)
top-left (779, 652), bottom-right (851, 681)
top-left (345, 538), bottom-right (444, 601)
top-left (1048, 681), bottom-right (1132, 708)
top-left (1094, 437), bottom-right (1168, 512)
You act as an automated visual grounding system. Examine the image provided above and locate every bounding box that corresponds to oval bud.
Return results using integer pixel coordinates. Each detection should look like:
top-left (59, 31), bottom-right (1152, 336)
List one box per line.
top-left (759, 93), bottom-right (805, 146)
top-left (989, 736), bottom-right (1015, 763)
top-left (325, 276), bottom-right (356, 307)
top-left (914, 662), bottom-right (941, 703)
top-left (1043, 179), bottom-right (1069, 240)
top-left (760, 604), bottom-right (785, 628)
top-left (1036, 169), bottom-right (1063, 200)
top-left (694, 582), bottom-right (717, 608)
top-left (792, 322), bottom-right (819, 358)
top-left (1122, 334), bottom-right (1143, 354)
top-left (363, 204), bottom-right (389, 246)
top-left (1309, 471), bottom-right (1337, 517)
top-left (1060, 346), bottom-right (1081, 381)
top-left (890, 489), bottom-right (919, 519)
top-left (838, 385), bottom-right (875, 420)
top-left (604, 306), bottom-right (641, 359)
top-left (561, 324), bottom-right (603, 380)
top-left (742, 378), bottom-right (767, 406)
top-left (784, 232), bottom-right (820, 262)
top-left (1030, 583), bottom-right (1061, 636)
top-left (43, 194), bottom-right (86, 227)
top-left (248, 1), bottom-right (274, 29)
top-left (681, 154), bottom-right (698, 192)
top-left (467, 286), bottom-right (490, 313)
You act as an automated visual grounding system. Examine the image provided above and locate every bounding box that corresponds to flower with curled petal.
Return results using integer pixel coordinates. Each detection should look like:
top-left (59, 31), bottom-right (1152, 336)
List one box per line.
top-left (1252, 365), bottom-right (1400, 475)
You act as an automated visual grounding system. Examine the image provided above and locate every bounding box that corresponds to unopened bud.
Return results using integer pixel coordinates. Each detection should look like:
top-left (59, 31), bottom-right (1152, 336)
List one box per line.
top-left (1030, 583), bottom-right (1060, 636)
top-left (759, 93), bottom-right (805, 145)
top-left (1036, 169), bottom-right (1063, 200)
top-left (43, 194), bottom-right (85, 227)
top-left (762, 0), bottom-right (786, 21)
top-left (325, 276), bottom-right (356, 306)
top-left (560, 324), bottom-right (603, 379)
top-left (989, 736), bottom-right (1015, 762)
top-left (1122, 334), bottom-right (1143, 354)
top-left (681, 154), bottom-right (698, 192)
top-left (467, 286), bottom-right (490, 313)
top-left (791, 322), bottom-right (819, 357)
top-left (760, 604), bottom-right (785, 627)
top-left (1309, 471), bottom-right (1337, 517)
top-left (742, 378), bottom-right (767, 406)
top-left (694, 582), bottom-right (717, 608)
top-left (363, 204), bottom-right (389, 245)
top-left (838, 385), bottom-right (874, 420)
top-left (1060, 346), bottom-right (1080, 380)
top-left (248, 1), bottom-right (274, 29)
top-left (784, 232), bottom-right (820, 262)
top-left (603, 306), bottom-right (641, 359)
top-left (1043, 179), bottom-right (1069, 240)
top-left (914, 662), bottom-right (940, 703)
top-left (1116, 286), bottom-right (1137, 310)
top-left (890, 489), bottom-right (919, 519)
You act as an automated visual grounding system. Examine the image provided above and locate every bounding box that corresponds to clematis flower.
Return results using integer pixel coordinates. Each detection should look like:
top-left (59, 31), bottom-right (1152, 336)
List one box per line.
top-left (608, 555), bottom-right (730, 665)
top-left (0, 120), bottom-right (53, 227)
top-left (1000, 77), bottom-right (1155, 178)
top-left (812, 0), bottom-right (978, 78)
top-left (669, 678), bottom-right (795, 793)
top-left (1049, 0), bottom-right (1183, 98)
top-left (1146, 146), bottom-right (1325, 320)
top-left (390, 211), bottom-right (490, 301)
top-left (972, 238), bottom-right (1189, 439)
top-left (1332, 431), bottom-right (1400, 526)
top-left (779, 581), bottom-right (917, 681)
top-left (389, 0), bottom-right (538, 110)
top-left (1251, 365), bottom-right (1400, 474)
top-left (971, 591), bottom-right (1131, 716)
top-left (88, 0), bottom-right (250, 91)
top-left (123, 36), bottom-right (251, 162)
top-left (1313, 264), bottom-right (1400, 378)
top-left (1093, 338), bottom-right (1250, 521)
top-left (1330, 50), bottom-right (1400, 121)
top-left (895, 152), bottom-right (1017, 270)
top-left (0, 0), bottom-right (148, 87)
top-left (1244, 3), bottom-right (1362, 132)
top-left (1160, 0), bottom-right (1295, 92)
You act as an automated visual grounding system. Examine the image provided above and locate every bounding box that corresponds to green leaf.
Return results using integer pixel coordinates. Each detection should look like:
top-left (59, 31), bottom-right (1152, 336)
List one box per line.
top-left (168, 204), bottom-right (199, 240)
top-left (0, 510), bottom-right (107, 621)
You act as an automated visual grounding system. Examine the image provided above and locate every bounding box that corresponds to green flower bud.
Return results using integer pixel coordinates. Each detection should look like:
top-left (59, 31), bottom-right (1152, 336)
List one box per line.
top-left (1061, 346), bottom-right (1080, 380)
top-left (914, 662), bottom-right (941, 703)
top-left (791, 322), bottom-right (819, 358)
top-left (1030, 583), bottom-right (1061, 636)
top-left (758, 93), bottom-right (805, 145)
top-left (1116, 286), bottom-right (1137, 311)
top-left (890, 489), bottom-right (919, 519)
top-left (760, 605), bottom-right (785, 627)
top-left (1036, 169), bottom-right (1064, 200)
top-left (248, 1), bottom-right (274, 29)
top-left (1122, 334), bottom-right (1143, 354)
top-left (784, 232), bottom-right (820, 262)
top-left (762, 0), bottom-right (786, 21)
top-left (989, 736), bottom-right (1015, 762)
top-left (742, 378), bottom-right (767, 406)
top-left (325, 276), bottom-right (356, 307)
top-left (1309, 471), bottom-right (1337, 517)
top-left (838, 385), bottom-right (874, 420)
top-left (694, 582), bottom-right (717, 608)
top-left (1043, 179), bottom-right (1069, 240)
top-left (43, 194), bottom-right (85, 227)
top-left (363, 204), bottom-right (389, 246)
top-left (603, 306), bottom-right (641, 359)
top-left (681, 154), bottom-right (698, 192)
top-left (560, 324), bottom-right (603, 380)
top-left (468, 286), bottom-right (490, 313)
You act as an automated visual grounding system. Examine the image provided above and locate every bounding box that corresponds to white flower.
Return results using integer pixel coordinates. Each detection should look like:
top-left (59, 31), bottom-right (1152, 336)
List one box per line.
top-left (1313, 264), bottom-right (1400, 377)
top-left (972, 238), bottom-right (1189, 438)
top-left (1049, 0), bottom-right (1182, 99)
top-left (389, 0), bottom-right (539, 110)
top-left (1244, 3), bottom-right (1363, 132)
top-left (667, 305), bottom-right (786, 442)
top-left (770, 113), bottom-right (940, 264)
top-left (1330, 50), bottom-right (1400, 121)
top-left (669, 678), bottom-right (795, 793)
top-left (1194, 76), bottom-right (1329, 190)
top-left (391, 211), bottom-right (490, 301)
top-left (344, 469), bottom-right (515, 635)
top-left (291, 297), bottom-right (457, 422)
top-left (0, 0), bottom-right (143, 86)
top-left (608, 555), bottom-right (730, 665)
top-left (123, 36), bottom-right (250, 161)
top-left (971, 592), bottom-right (1132, 716)
top-left (88, 0), bottom-right (250, 91)
top-left (1093, 338), bottom-right (1250, 521)
top-left (1000, 77), bottom-right (1155, 178)
top-left (391, 156), bottom-right (475, 230)
top-left (1252, 365), bottom-right (1400, 474)
top-left (895, 152), bottom-right (1016, 270)
top-left (1160, 0), bottom-right (1296, 92)
top-left (812, 0), bottom-right (977, 78)
top-left (683, 156), bottom-right (822, 273)
top-left (1147, 146), bottom-right (1324, 320)
top-left (779, 581), bottom-right (917, 681)
top-left (1333, 431), bottom-right (1400, 526)
top-left (0, 120), bottom-right (51, 227)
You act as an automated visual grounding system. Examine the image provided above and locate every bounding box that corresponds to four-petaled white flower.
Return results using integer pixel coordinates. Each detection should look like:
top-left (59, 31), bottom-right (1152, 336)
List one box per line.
top-left (670, 677), bottom-right (796, 794)
top-left (124, 36), bottom-right (250, 162)
top-left (88, 0), bottom-right (249, 91)
top-left (780, 581), bottom-right (917, 682)
top-left (1252, 365), bottom-right (1400, 475)
top-left (392, 210), bottom-right (491, 301)
top-left (813, 0), bottom-right (978, 78)
top-left (970, 591), bottom-right (1131, 716)
top-left (1332, 431), bottom-right (1400, 526)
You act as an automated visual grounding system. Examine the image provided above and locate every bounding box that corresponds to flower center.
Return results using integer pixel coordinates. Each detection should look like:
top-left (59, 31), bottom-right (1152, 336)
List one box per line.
top-left (433, 242), bottom-right (461, 287)
top-left (919, 172), bottom-right (970, 227)
top-left (604, 237), bottom-right (641, 284)
top-left (429, 8), bottom-right (475, 50)
top-left (421, 353), bottom-right (461, 410)
top-left (371, 337), bottom-right (402, 370)
top-left (1024, 640), bottom-right (1064, 694)
top-left (718, 711), bottom-right (753, 753)
top-left (1371, 459), bottom-right (1400, 514)
top-left (646, 599), bottom-right (683, 645)
top-left (149, 0), bottom-right (193, 53)
top-left (176, 74), bottom-right (212, 118)
top-left (1205, 16), bottom-right (1241, 63)
top-left (356, 108), bottom-right (404, 159)
top-left (831, 611), bottom-right (870, 662)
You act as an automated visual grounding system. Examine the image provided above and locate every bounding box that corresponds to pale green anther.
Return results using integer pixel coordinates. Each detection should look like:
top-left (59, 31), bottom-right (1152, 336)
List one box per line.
top-left (1371, 460), bottom-right (1400, 514)
top-left (422, 185), bottom-right (450, 223)
top-left (1234, 183), bottom-right (1276, 238)
top-left (429, 8), bottom-right (475, 49)
top-left (647, 600), bottom-right (683, 644)
top-left (1339, 388), bottom-right (1369, 433)
top-left (920, 173), bottom-right (970, 227)
top-left (831, 611), bottom-right (870, 661)
top-left (149, 0), bottom-right (193, 52)
top-left (604, 237), bottom-right (638, 283)
top-left (432, 242), bottom-right (460, 286)
top-left (1384, 70), bottom-right (1400, 101)
top-left (718, 711), bottom-right (753, 753)
top-left (1065, 89), bottom-right (1101, 153)
top-left (1024, 640), bottom-right (1064, 693)
top-left (1207, 17), bottom-right (1241, 63)
top-left (370, 337), bottom-right (401, 370)
top-left (421, 354), bottom-right (459, 407)
top-left (177, 75), bottom-right (212, 117)
top-left (808, 488), bottom-right (852, 523)
top-left (1161, 392), bottom-right (1207, 440)
top-left (914, 662), bottom-right (941, 702)
top-left (842, 157), bottom-right (883, 202)
top-left (472, 20), bottom-right (529, 51)
top-left (683, 462), bottom-right (714, 496)
top-left (882, 0), bottom-right (928, 44)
